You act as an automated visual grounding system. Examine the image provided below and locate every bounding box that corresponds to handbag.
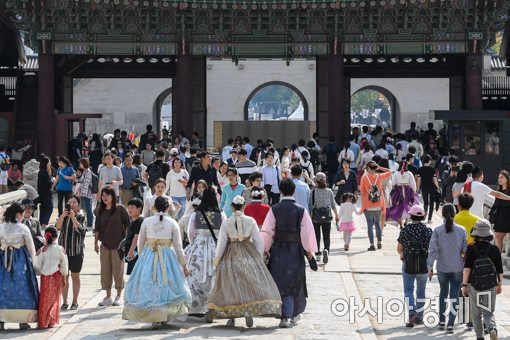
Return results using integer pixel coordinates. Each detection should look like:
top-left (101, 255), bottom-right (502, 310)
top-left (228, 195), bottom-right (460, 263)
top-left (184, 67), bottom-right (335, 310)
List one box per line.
top-left (311, 189), bottom-right (333, 224)
top-left (488, 205), bottom-right (498, 225)
top-left (199, 209), bottom-right (218, 244)
top-left (117, 237), bottom-right (129, 261)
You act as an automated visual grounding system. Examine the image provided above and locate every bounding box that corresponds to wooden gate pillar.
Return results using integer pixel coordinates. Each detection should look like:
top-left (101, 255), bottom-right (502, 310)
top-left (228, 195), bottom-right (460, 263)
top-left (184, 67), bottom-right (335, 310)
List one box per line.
top-left (38, 53), bottom-right (55, 157)
top-left (465, 53), bottom-right (483, 110)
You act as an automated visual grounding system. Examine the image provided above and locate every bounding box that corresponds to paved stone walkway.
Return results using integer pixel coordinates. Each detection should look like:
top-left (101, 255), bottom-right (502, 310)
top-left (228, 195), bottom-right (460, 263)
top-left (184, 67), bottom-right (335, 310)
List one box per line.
top-left (2, 204), bottom-right (510, 339)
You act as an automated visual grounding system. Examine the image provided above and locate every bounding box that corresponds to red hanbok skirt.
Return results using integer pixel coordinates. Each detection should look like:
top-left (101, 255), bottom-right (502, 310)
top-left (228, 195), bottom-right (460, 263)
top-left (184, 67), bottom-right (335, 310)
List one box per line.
top-left (38, 271), bottom-right (64, 329)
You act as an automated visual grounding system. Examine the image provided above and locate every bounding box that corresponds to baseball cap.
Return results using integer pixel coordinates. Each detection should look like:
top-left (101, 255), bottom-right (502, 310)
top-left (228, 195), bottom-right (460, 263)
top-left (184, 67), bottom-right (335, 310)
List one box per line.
top-left (408, 204), bottom-right (425, 217)
top-left (170, 148), bottom-right (179, 155)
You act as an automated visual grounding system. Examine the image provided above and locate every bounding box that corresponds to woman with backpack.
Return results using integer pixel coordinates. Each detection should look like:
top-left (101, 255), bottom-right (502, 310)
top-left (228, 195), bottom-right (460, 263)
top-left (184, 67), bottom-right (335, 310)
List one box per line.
top-left (461, 219), bottom-right (503, 340)
top-left (397, 204), bottom-right (433, 328)
top-left (309, 172), bottom-right (339, 264)
top-left (360, 161), bottom-right (392, 251)
top-left (185, 188), bottom-right (226, 318)
top-left (427, 204), bottom-right (467, 334)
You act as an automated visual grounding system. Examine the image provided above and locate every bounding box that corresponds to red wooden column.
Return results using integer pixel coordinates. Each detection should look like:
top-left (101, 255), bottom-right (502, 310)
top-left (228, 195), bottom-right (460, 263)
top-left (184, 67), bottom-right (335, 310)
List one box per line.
top-left (328, 54), bottom-right (345, 142)
top-left (176, 55), bottom-right (193, 139)
top-left (38, 53), bottom-right (55, 157)
top-left (465, 53), bottom-right (483, 110)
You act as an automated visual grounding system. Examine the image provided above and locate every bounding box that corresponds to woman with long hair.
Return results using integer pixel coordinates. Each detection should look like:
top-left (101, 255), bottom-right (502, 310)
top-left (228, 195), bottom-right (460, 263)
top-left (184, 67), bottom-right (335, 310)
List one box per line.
top-left (427, 204), bottom-right (467, 334)
top-left (37, 156), bottom-right (54, 227)
top-left (356, 141), bottom-right (374, 182)
top-left (53, 156), bottom-right (76, 216)
top-left (377, 158), bottom-right (393, 231)
top-left (56, 195), bottom-right (86, 311)
top-left (386, 161), bottom-right (419, 228)
top-left (0, 203), bottom-right (39, 330)
top-left (207, 195), bottom-right (281, 327)
top-left (185, 187), bottom-right (226, 317)
top-left (492, 170), bottom-right (510, 252)
top-left (94, 187), bottom-right (130, 307)
top-left (36, 226), bottom-right (68, 329)
top-left (123, 196), bottom-right (192, 329)
top-left (338, 141), bottom-right (354, 168)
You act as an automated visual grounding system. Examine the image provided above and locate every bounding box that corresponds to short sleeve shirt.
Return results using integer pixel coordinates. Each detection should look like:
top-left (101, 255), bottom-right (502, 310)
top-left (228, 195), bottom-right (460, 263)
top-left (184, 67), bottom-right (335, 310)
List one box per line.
top-left (397, 222), bottom-right (433, 261)
top-left (56, 166), bottom-right (76, 192)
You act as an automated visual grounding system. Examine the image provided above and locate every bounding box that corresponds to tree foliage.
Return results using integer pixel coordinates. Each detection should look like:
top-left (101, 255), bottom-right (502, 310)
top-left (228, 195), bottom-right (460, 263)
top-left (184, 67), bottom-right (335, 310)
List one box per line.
top-left (351, 89), bottom-right (390, 112)
top-left (249, 84), bottom-right (301, 112)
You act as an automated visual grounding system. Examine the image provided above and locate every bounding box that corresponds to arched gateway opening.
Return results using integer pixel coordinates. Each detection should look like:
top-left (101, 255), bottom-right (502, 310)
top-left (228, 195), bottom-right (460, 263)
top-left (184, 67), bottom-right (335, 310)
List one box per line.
top-left (350, 86), bottom-right (399, 130)
top-left (153, 87), bottom-right (172, 135)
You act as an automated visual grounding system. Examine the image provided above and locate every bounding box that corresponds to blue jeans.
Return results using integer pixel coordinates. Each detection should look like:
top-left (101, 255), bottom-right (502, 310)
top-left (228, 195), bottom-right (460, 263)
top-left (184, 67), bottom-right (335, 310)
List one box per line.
top-left (364, 209), bottom-right (382, 245)
top-left (81, 197), bottom-right (94, 228)
top-left (402, 263), bottom-right (428, 319)
top-left (437, 271), bottom-right (463, 326)
top-left (171, 196), bottom-right (187, 221)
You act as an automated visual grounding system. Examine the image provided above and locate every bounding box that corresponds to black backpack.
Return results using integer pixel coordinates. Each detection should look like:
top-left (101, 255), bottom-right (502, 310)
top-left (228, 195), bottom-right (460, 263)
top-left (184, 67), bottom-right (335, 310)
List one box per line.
top-left (148, 161), bottom-right (163, 188)
top-left (90, 171), bottom-right (99, 194)
top-left (404, 227), bottom-right (429, 274)
top-left (470, 244), bottom-right (498, 291)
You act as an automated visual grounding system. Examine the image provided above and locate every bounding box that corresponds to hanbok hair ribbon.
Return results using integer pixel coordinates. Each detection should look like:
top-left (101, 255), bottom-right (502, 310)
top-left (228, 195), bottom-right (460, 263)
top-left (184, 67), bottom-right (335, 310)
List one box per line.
top-left (42, 232), bottom-right (52, 252)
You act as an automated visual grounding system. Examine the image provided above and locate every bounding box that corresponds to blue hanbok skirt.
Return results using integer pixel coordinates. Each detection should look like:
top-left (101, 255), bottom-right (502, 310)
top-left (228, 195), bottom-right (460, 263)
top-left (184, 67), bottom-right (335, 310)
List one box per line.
top-left (0, 246), bottom-right (39, 323)
top-left (122, 243), bottom-right (192, 323)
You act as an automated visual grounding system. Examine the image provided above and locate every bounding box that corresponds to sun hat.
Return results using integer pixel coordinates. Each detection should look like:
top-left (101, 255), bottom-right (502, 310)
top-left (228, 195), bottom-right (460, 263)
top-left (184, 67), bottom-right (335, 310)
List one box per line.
top-left (471, 219), bottom-right (494, 238)
top-left (408, 204), bottom-right (425, 217)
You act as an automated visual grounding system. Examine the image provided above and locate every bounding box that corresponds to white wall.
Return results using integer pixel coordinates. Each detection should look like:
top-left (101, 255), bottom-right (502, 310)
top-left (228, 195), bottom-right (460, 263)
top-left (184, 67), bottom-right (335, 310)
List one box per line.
top-left (206, 59), bottom-right (317, 146)
top-left (73, 78), bottom-right (172, 135)
top-left (351, 78), bottom-right (450, 133)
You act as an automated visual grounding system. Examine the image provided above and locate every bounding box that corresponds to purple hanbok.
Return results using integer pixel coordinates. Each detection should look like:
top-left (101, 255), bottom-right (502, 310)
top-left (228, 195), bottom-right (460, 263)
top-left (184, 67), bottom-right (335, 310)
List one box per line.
top-left (386, 185), bottom-right (419, 221)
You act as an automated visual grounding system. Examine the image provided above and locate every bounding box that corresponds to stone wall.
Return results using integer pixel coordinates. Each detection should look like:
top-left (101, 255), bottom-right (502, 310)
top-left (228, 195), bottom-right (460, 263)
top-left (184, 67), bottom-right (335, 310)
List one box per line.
top-left (73, 78), bottom-right (172, 136)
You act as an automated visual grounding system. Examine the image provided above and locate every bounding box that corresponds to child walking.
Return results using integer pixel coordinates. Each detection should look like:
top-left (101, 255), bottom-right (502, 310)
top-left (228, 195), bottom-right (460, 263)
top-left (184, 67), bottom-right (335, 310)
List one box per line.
top-left (338, 193), bottom-right (360, 251)
top-left (36, 226), bottom-right (68, 329)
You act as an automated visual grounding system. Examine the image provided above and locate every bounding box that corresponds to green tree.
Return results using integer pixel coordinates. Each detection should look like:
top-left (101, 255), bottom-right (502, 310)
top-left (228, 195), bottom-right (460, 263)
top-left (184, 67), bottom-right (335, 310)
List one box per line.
top-left (250, 85), bottom-right (300, 112)
top-left (351, 89), bottom-right (380, 113)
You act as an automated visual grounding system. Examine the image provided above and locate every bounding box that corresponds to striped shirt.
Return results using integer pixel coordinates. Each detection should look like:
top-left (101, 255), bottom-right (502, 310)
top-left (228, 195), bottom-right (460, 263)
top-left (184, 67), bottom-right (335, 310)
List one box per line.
top-left (235, 160), bottom-right (257, 184)
top-left (58, 214), bottom-right (86, 256)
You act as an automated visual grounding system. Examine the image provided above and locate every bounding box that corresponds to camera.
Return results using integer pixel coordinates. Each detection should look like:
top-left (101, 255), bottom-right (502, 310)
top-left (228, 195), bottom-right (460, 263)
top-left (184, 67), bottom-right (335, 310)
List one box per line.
top-left (65, 203), bottom-right (71, 212)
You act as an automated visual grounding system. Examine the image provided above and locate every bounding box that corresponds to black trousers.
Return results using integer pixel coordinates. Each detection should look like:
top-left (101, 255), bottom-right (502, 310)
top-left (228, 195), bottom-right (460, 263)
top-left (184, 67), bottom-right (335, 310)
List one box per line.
top-left (313, 222), bottom-right (331, 253)
top-left (264, 185), bottom-right (280, 205)
top-left (57, 190), bottom-right (72, 216)
top-left (422, 190), bottom-right (435, 221)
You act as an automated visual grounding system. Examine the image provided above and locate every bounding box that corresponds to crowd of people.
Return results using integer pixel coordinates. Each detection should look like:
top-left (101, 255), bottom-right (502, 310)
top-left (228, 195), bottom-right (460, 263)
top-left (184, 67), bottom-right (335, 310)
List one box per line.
top-left (0, 121), bottom-right (508, 339)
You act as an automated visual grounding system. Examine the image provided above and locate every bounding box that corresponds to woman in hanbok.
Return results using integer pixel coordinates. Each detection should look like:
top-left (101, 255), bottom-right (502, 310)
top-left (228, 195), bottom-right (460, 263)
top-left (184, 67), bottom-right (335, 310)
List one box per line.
top-left (386, 162), bottom-right (419, 228)
top-left (142, 178), bottom-right (178, 218)
top-left (36, 226), bottom-right (68, 329)
top-left (0, 203), bottom-right (39, 330)
top-left (123, 196), bottom-right (192, 329)
top-left (244, 187), bottom-right (271, 228)
top-left (178, 180), bottom-right (207, 246)
top-left (207, 195), bottom-right (281, 327)
top-left (185, 188), bottom-right (226, 317)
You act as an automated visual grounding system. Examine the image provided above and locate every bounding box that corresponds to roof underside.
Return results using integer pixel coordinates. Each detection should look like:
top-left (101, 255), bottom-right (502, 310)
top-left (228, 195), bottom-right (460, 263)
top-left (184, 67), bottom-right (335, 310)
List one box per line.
top-left (2, 0), bottom-right (510, 58)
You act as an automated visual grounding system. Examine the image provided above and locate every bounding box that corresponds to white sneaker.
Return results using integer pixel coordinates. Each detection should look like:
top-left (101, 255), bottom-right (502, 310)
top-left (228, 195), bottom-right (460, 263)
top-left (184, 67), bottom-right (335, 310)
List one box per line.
top-left (112, 296), bottom-right (122, 306)
top-left (290, 315), bottom-right (301, 324)
top-left (98, 297), bottom-right (113, 306)
top-left (279, 318), bottom-right (291, 328)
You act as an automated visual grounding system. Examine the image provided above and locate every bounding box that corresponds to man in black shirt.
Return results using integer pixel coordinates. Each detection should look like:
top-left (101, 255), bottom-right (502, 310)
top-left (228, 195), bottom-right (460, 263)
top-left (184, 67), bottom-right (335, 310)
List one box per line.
top-left (145, 150), bottom-right (170, 190)
top-left (186, 151), bottom-right (220, 199)
top-left (139, 124), bottom-right (158, 152)
top-left (125, 198), bottom-right (143, 275)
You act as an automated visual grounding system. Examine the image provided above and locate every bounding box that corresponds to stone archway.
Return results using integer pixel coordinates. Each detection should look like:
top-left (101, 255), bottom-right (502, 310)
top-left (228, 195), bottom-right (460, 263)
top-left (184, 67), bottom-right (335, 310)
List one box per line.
top-left (152, 87), bottom-right (172, 136)
top-left (244, 81), bottom-right (309, 121)
top-left (350, 85), bottom-right (400, 130)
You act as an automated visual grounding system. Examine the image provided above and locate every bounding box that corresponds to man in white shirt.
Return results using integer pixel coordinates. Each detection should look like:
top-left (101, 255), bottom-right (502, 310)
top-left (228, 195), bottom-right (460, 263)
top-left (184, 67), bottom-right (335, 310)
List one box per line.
top-left (222, 138), bottom-right (234, 161)
top-left (407, 135), bottom-right (423, 158)
top-left (243, 137), bottom-right (254, 159)
top-left (469, 167), bottom-right (510, 218)
top-left (0, 146), bottom-right (9, 194)
top-left (262, 153), bottom-right (281, 205)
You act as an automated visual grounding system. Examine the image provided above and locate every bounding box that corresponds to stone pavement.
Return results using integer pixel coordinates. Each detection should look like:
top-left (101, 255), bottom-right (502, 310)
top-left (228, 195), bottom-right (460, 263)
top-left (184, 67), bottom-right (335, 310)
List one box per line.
top-left (2, 204), bottom-right (510, 339)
